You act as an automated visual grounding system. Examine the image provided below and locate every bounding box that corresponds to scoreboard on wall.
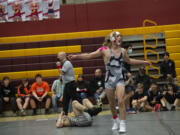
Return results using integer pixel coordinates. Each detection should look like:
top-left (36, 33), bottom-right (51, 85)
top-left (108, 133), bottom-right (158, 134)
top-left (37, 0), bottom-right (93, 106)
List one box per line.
top-left (0, 0), bottom-right (60, 23)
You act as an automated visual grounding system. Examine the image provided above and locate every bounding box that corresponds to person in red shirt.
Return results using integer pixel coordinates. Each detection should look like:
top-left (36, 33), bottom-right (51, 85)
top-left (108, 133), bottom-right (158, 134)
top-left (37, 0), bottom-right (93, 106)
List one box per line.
top-left (16, 78), bottom-right (31, 116)
top-left (30, 74), bottom-right (51, 115)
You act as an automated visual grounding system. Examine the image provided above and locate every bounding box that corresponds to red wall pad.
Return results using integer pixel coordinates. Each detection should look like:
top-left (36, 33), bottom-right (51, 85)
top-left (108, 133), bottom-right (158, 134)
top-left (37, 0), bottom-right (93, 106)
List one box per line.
top-left (0, 0), bottom-right (180, 37)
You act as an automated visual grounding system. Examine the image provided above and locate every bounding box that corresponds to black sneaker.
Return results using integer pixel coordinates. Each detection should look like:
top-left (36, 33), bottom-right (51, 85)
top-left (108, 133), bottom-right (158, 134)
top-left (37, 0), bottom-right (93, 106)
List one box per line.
top-left (170, 106), bottom-right (176, 111)
top-left (86, 107), bottom-right (102, 116)
top-left (45, 109), bottom-right (50, 114)
top-left (32, 109), bottom-right (37, 115)
top-left (161, 107), bottom-right (169, 111)
top-left (93, 107), bottom-right (102, 116)
top-left (85, 108), bottom-right (94, 116)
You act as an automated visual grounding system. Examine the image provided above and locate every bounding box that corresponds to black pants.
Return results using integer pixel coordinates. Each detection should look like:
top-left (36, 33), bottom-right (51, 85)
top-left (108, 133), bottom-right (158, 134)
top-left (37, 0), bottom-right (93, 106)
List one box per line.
top-left (0, 98), bottom-right (2, 113)
top-left (0, 97), bottom-right (17, 113)
top-left (164, 93), bottom-right (175, 104)
top-left (63, 81), bottom-right (78, 115)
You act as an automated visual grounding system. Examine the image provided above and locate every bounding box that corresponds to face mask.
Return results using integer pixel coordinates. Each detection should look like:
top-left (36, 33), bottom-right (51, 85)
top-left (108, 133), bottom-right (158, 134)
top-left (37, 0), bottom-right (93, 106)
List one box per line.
top-left (128, 49), bottom-right (133, 54)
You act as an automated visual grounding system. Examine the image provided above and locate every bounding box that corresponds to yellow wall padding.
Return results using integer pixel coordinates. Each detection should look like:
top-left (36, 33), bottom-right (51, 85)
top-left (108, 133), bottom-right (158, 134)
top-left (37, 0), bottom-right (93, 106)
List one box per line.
top-left (170, 53), bottom-right (180, 61)
top-left (0, 67), bottom-right (82, 80)
top-left (176, 68), bottom-right (180, 75)
top-left (114, 24), bottom-right (180, 36)
top-left (177, 76), bottom-right (180, 84)
top-left (166, 46), bottom-right (180, 53)
top-left (166, 38), bottom-right (180, 46)
top-left (165, 30), bottom-right (180, 39)
top-left (175, 61), bottom-right (180, 68)
top-left (0, 24), bottom-right (180, 44)
top-left (0, 45), bottom-right (81, 58)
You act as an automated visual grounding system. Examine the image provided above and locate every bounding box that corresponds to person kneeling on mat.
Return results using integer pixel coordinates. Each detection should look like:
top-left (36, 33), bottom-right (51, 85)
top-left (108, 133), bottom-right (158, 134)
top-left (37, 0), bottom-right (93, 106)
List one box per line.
top-left (56, 100), bottom-right (102, 128)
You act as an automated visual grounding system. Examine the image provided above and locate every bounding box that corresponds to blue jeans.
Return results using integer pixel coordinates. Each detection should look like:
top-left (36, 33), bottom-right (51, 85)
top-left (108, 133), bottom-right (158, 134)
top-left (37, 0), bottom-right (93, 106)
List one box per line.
top-left (52, 95), bottom-right (60, 113)
top-left (52, 95), bottom-right (72, 113)
top-left (94, 89), bottom-right (106, 101)
top-left (94, 93), bottom-right (99, 101)
top-left (80, 92), bottom-right (88, 99)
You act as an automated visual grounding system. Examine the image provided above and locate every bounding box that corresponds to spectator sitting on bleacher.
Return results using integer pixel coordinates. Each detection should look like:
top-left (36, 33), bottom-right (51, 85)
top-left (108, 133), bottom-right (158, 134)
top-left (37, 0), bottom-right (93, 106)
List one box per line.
top-left (161, 83), bottom-right (180, 111)
top-left (51, 76), bottom-right (64, 113)
top-left (90, 69), bottom-right (105, 105)
top-left (76, 75), bottom-right (89, 100)
top-left (16, 79), bottom-right (31, 116)
top-left (30, 74), bottom-right (51, 115)
top-left (131, 83), bottom-right (148, 112)
top-left (134, 67), bottom-right (151, 92)
top-left (124, 73), bottom-right (136, 114)
top-left (160, 52), bottom-right (177, 84)
top-left (0, 76), bottom-right (17, 116)
top-left (75, 74), bottom-right (99, 108)
top-left (146, 82), bottom-right (162, 112)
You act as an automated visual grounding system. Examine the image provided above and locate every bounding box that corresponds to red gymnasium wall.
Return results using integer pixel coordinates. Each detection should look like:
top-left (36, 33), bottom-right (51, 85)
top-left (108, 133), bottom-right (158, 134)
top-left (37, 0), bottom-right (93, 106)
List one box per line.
top-left (0, 0), bottom-right (180, 37)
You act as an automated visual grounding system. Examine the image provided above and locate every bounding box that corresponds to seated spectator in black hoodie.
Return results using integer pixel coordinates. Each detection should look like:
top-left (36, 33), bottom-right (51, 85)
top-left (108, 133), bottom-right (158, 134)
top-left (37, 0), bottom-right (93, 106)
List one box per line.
top-left (90, 69), bottom-right (105, 105)
top-left (160, 52), bottom-right (177, 83)
top-left (134, 67), bottom-right (151, 92)
top-left (161, 83), bottom-right (180, 111)
top-left (132, 83), bottom-right (148, 112)
top-left (0, 76), bottom-right (17, 115)
top-left (76, 74), bottom-right (102, 109)
top-left (146, 82), bottom-right (162, 112)
top-left (76, 75), bottom-right (89, 100)
top-left (16, 79), bottom-right (31, 116)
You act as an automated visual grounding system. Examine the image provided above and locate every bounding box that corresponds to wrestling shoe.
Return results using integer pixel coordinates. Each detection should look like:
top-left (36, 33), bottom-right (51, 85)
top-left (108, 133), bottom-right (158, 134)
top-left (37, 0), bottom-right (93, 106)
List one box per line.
top-left (112, 118), bottom-right (119, 130)
top-left (119, 121), bottom-right (126, 133)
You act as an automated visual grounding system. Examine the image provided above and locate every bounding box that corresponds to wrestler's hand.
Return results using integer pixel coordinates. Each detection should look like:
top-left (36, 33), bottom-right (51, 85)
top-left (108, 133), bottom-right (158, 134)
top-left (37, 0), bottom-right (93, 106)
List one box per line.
top-left (68, 55), bottom-right (77, 60)
top-left (144, 61), bottom-right (152, 66)
top-left (56, 61), bottom-right (61, 66)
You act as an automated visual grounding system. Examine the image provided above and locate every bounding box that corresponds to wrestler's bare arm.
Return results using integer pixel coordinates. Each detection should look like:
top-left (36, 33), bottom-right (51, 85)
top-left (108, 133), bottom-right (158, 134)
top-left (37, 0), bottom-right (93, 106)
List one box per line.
top-left (122, 48), bottom-right (151, 66)
top-left (68, 49), bottom-right (102, 60)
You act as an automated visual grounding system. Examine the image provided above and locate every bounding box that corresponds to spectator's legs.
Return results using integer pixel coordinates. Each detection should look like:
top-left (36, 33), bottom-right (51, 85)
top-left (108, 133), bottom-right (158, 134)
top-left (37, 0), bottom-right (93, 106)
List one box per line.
top-left (160, 97), bottom-right (169, 111)
top-left (16, 97), bottom-right (23, 110)
top-left (82, 98), bottom-right (93, 109)
top-left (30, 98), bottom-right (36, 109)
top-left (80, 92), bottom-right (87, 99)
top-left (0, 98), bottom-right (3, 114)
top-left (94, 93), bottom-right (99, 101)
top-left (132, 100), bottom-right (139, 110)
top-left (30, 98), bottom-right (37, 115)
top-left (99, 90), bottom-right (106, 99)
top-left (45, 97), bottom-right (51, 109)
top-left (10, 97), bottom-right (17, 113)
top-left (124, 91), bottom-right (134, 110)
top-left (52, 95), bottom-right (58, 112)
top-left (171, 98), bottom-right (180, 111)
top-left (174, 98), bottom-right (180, 106)
top-left (68, 99), bottom-right (73, 113)
top-left (23, 97), bottom-right (30, 110)
top-left (144, 104), bottom-right (153, 112)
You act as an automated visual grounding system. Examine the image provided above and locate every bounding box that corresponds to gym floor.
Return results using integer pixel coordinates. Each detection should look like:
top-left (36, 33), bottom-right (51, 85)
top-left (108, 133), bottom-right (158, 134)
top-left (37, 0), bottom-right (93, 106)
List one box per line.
top-left (0, 111), bottom-right (179, 135)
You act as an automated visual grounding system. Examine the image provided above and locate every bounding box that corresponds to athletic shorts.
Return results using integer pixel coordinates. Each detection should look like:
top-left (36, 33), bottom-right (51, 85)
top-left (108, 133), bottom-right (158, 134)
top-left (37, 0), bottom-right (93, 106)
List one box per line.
top-left (164, 93), bottom-right (175, 104)
top-left (105, 77), bottom-right (125, 90)
top-left (69, 112), bottom-right (92, 127)
top-left (18, 96), bottom-right (29, 102)
top-left (31, 95), bottom-right (51, 103)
